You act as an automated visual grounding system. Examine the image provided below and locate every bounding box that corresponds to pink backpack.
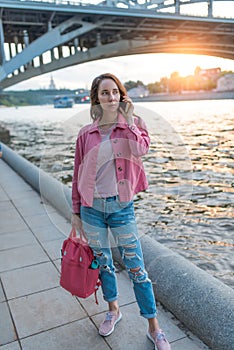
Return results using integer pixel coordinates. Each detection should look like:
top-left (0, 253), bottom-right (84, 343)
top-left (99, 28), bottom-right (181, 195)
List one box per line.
top-left (60, 228), bottom-right (101, 304)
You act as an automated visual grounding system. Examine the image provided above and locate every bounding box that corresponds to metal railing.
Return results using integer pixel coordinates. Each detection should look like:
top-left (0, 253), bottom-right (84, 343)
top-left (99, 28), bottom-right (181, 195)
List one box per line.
top-left (3, 0), bottom-right (231, 19)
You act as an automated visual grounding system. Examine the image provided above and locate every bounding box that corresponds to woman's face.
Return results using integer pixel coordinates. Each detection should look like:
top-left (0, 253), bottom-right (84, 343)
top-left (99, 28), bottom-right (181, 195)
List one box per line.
top-left (97, 78), bottom-right (121, 114)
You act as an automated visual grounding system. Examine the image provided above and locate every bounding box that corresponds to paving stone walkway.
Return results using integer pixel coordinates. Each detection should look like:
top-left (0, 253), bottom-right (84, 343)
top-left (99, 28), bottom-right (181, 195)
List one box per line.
top-left (0, 159), bottom-right (210, 350)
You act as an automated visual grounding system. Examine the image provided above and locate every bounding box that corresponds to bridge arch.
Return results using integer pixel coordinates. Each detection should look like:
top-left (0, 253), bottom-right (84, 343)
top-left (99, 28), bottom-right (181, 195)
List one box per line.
top-left (0, 0), bottom-right (233, 89)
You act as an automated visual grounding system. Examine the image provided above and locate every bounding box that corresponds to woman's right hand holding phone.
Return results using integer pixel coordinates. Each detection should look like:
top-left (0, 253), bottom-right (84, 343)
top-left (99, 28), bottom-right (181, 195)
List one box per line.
top-left (119, 95), bottom-right (134, 125)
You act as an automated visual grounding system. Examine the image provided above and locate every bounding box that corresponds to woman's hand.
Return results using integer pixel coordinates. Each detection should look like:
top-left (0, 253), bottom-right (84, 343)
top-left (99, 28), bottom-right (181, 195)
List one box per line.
top-left (71, 213), bottom-right (83, 231)
top-left (119, 95), bottom-right (134, 125)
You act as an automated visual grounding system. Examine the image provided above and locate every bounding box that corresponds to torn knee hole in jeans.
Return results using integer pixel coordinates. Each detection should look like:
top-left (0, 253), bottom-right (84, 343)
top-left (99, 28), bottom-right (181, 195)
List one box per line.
top-left (120, 233), bottom-right (134, 239)
top-left (88, 240), bottom-right (104, 258)
top-left (124, 251), bottom-right (137, 258)
top-left (122, 250), bottom-right (141, 261)
top-left (90, 249), bottom-right (109, 269)
top-left (122, 243), bottom-right (137, 249)
top-left (130, 266), bottom-right (141, 274)
top-left (117, 233), bottom-right (136, 245)
top-left (128, 266), bottom-right (149, 283)
top-left (88, 238), bottom-right (102, 250)
top-left (93, 249), bottom-right (105, 258)
top-left (101, 265), bottom-right (112, 274)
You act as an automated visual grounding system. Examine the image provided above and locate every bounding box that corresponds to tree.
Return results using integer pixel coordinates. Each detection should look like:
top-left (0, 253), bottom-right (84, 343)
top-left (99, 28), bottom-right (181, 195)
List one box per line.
top-left (194, 66), bottom-right (202, 76)
top-left (147, 82), bottom-right (162, 94)
top-left (160, 77), bottom-right (169, 92)
top-left (170, 71), bottom-right (180, 80)
top-left (124, 80), bottom-right (144, 91)
top-left (168, 71), bottom-right (182, 93)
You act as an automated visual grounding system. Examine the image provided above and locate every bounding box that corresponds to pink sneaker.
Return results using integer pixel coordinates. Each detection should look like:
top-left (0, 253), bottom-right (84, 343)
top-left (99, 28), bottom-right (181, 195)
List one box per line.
top-left (147, 329), bottom-right (171, 350)
top-left (99, 310), bottom-right (122, 336)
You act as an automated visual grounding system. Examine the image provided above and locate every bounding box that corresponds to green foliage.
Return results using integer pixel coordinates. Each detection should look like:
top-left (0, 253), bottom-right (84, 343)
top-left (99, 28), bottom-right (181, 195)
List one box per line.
top-left (0, 89), bottom-right (74, 107)
top-left (124, 80), bottom-right (144, 90)
top-left (147, 82), bottom-right (162, 93)
top-left (0, 98), bottom-right (12, 107)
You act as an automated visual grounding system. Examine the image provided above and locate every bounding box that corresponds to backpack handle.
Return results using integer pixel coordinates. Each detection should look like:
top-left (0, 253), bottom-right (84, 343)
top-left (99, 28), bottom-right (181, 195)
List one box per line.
top-left (69, 227), bottom-right (87, 243)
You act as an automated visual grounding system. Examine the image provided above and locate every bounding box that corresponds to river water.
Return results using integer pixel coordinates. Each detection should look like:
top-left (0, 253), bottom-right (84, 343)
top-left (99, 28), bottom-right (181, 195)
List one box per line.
top-left (0, 100), bottom-right (233, 288)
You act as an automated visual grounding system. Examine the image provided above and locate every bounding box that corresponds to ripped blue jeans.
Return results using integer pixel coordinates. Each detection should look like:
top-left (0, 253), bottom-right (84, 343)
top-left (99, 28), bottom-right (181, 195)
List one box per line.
top-left (80, 196), bottom-right (157, 319)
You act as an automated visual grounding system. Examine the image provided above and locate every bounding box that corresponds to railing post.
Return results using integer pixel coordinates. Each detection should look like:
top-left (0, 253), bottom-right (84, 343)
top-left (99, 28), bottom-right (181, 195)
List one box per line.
top-left (208, 0), bottom-right (213, 18)
top-left (73, 38), bottom-right (79, 53)
top-left (175, 0), bottom-right (180, 14)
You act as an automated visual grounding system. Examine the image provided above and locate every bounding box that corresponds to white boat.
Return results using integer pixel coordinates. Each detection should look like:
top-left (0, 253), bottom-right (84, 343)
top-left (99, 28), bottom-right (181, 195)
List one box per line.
top-left (54, 96), bottom-right (74, 108)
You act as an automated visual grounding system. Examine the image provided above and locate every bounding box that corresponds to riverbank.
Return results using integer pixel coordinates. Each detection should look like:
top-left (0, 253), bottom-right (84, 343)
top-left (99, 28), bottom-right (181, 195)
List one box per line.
top-left (133, 90), bottom-right (234, 102)
top-left (1, 89), bottom-right (233, 107)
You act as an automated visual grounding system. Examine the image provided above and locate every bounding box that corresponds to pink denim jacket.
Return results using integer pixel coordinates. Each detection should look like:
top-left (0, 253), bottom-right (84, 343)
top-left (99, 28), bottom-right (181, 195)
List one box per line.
top-left (72, 113), bottom-right (150, 214)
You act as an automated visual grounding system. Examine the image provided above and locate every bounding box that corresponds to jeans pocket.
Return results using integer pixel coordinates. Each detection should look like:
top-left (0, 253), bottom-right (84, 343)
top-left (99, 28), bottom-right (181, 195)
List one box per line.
top-left (118, 199), bottom-right (133, 209)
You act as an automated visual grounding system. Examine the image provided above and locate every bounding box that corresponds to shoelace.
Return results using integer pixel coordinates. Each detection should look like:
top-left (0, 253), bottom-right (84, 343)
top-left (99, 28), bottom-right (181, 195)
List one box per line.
top-left (156, 332), bottom-right (166, 342)
top-left (104, 312), bottom-right (114, 323)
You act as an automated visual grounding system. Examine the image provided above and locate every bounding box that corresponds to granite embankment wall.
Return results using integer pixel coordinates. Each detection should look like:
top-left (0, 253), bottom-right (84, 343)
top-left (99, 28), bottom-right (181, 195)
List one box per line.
top-left (1, 143), bottom-right (234, 350)
top-left (133, 90), bottom-right (234, 102)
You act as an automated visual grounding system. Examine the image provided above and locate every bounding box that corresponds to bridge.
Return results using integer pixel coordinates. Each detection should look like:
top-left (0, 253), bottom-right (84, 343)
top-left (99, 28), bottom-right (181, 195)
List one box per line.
top-left (0, 0), bottom-right (233, 89)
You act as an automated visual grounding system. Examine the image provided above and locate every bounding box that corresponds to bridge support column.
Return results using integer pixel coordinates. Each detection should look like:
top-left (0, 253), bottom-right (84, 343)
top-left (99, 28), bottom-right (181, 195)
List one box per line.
top-left (73, 38), bottom-right (79, 53)
top-left (0, 18), bottom-right (5, 65)
top-left (96, 33), bottom-right (102, 46)
top-left (39, 54), bottom-right (43, 66)
top-left (58, 45), bottom-right (63, 59)
top-left (50, 48), bottom-right (55, 61)
top-left (8, 43), bottom-right (13, 59)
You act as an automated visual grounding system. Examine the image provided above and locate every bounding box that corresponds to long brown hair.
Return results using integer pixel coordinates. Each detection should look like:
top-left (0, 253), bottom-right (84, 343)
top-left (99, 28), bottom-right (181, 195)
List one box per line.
top-left (90, 73), bottom-right (127, 121)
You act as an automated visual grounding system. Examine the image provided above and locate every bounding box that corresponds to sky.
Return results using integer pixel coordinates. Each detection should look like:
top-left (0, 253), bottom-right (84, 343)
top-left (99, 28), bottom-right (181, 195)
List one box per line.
top-left (5, 0), bottom-right (234, 91)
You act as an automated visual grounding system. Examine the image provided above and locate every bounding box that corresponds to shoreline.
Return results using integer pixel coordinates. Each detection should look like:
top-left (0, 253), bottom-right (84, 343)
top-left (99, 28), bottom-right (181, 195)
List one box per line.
top-left (132, 90), bottom-right (234, 102)
top-left (0, 90), bottom-right (233, 108)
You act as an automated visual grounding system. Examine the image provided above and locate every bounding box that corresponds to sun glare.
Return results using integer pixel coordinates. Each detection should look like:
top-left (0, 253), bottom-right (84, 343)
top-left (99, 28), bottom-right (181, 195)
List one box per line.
top-left (161, 54), bottom-right (227, 78)
top-left (136, 53), bottom-right (234, 83)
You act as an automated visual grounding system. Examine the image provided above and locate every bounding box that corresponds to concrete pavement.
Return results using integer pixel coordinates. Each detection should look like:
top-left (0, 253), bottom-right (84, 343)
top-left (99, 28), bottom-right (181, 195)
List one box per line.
top-left (0, 159), bottom-right (210, 350)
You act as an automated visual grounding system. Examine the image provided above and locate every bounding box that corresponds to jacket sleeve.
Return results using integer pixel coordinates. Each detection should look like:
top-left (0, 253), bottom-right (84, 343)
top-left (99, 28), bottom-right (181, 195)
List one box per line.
top-left (72, 131), bottom-right (84, 214)
top-left (125, 116), bottom-right (150, 157)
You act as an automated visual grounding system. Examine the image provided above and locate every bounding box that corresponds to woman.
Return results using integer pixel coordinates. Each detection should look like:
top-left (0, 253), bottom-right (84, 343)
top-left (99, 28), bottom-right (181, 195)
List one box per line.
top-left (71, 73), bottom-right (171, 350)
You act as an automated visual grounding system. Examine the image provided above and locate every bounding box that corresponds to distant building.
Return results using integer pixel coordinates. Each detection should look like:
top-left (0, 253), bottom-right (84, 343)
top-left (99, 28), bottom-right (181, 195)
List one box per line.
top-left (216, 74), bottom-right (234, 91)
top-left (128, 85), bottom-right (149, 98)
top-left (198, 67), bottom-right (221, 81)
top-left (49, 75), bottom-right (56, 90)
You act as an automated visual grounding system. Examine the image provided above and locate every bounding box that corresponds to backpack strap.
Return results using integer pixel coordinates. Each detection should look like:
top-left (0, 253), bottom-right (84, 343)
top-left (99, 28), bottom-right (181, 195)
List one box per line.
top-left (69, 227), bottom-right (77, 238)
top-left (70, 228), bottom-right (88, 244)
top-left (80, 229), bottom-right (88, 243)
top-left (94, 280), bottom-right (102, 305)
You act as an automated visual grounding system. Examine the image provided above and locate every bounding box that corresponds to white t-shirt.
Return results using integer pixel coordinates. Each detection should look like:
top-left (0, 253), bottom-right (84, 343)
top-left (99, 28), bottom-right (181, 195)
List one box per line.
top-left (94, 125), bottom-right (118, 198)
